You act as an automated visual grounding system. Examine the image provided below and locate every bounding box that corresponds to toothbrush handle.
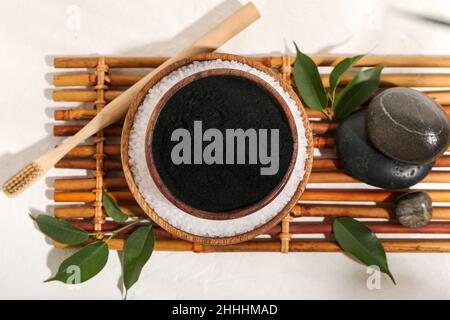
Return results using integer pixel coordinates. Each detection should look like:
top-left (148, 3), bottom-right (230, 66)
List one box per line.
top-left (4, 2), bottom-right (260, 196)
top-left (43, 2), bottom-right (260, 169)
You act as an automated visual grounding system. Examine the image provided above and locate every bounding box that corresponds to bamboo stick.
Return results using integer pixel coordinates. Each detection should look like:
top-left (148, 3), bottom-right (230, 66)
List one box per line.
top-left (306, 105), bottom-right (450, 119)
top-left (54, 56), bottom-right (169, 69)
top-left (54, 205), bottom-right (144, 219)
top-left (249, 220), bottom-right (450, 234)
top-left (259, 55), bottom-right (450, 69)
top-left (203, 239), bottom-right (450, 253)
top-left (55, 159), bottom-right (121, 170)
top-left (65, 144), bottom-right (120, 157)
top-left (313, 136), bottom-right (334, 148)
top-left (52, 156), bottom-right (450, 174)
top-left (312, 159), bottom-right (340, 170)
top-left (53, 73), bottom-right (144, 87)
top-left (69, 219), bottom-right (280, 237)
top-left (54, 206), bottom-right (96, 219)
top-left (70, 220), bottom-right (136, 233)
top-left (54, 109), bottom-right (98, 120)
top-left (70, 142), bottom-right (325, 158)
top-left (310, 122), bottom-right (338, 135)
top-left (54, 55), bottom-right (450, 69)
top-left (47, 72), bottom-right (145, 87)
top-left (52, 90), bottom-right (122, 102)
top-left (288, 221), bottom-right (450, 234)
top-left (322, 73), bottom-right (450, 88)
top-left (54, 107), bottom-right (313, 120)
top-left (55, 238), bottom-right (450, 253)
top-left (292, 204), bottom-right (450, 219)
top-left (309, 171), bottom-right (450, 183)
top-left (54, 238), bottom-right (196, 251)
top-left (51, 89), bottom-right (450, 105)
top-left (312, 115), bottom-right (448, 134)
top-left (53, 189), bottom-right (450, 203)
top-left (313, 157), bottom-right (450, 171)
top-left (52, 203), bottom-right (355, 219)
top-left (68, 220), bottom-right (174, 238)
top-left (54, 191), bottom-right (135, 203)
top-left (53, 203), bottom-right (450, 220)
top-left (67, 217), bottom-right (450, 235)
top-left (54, 177), bottom-right (126, 190)
top-left (288, 240), bottom-right (450, 253)
top-left (293, 204), bottom-right (393, 218)
top-left (54, 105), bottom-right (450, 121)
top-left (53, 107), bottom-right (329, 120)
top-left (306, 109), bottom-right (327, 118)
top-left (300, 189), bottom-right (450, 202)
top-left (53, 125), bottom-right (122, 137)
top-left (53, 127), bottom-right (450, 154)
top-left (53, 72), bottom-right (450, 88)
top-left (311, 136), bottom-right (450, 151)
top-left (53, 73), bottom-right (97, 87)
top-left (51, 131), bottom-right (362, 154)
top-left (53, 123), bottom-right (335, 136)
top-left (426, 91), bottom-right (450, 105)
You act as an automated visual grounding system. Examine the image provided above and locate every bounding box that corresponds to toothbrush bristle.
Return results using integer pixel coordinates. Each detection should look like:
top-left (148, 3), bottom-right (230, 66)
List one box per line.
top-left (2, 162), bottom-right (43, 197)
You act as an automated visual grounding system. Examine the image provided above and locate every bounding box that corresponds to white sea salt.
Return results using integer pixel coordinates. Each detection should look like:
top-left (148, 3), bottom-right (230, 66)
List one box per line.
top-left (128, 59), bottom-right (308, 237)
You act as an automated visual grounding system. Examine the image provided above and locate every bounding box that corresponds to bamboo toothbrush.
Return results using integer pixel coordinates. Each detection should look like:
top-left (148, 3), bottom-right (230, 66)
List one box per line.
top-left (2, 2), bottom-right (260, 197)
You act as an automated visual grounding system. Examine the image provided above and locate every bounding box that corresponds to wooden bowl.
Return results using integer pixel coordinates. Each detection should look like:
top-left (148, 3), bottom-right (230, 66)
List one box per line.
top-left (121, 53), bottom-right (314, 245)
top-left (145, 68), bottom-right (298, 221)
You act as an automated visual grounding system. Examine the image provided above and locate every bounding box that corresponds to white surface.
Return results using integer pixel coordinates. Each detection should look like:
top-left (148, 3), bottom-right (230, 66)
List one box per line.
top-left (129, 59), bottom-right (307, 237)
top-left (1, 0), bottom-right (450, 300)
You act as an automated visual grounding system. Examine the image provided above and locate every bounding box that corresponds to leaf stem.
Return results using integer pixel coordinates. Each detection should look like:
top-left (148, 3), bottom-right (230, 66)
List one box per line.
top-left (321, 108), bottom-right (333, 120)
top-left (105, 219), bottom-right (143, 243)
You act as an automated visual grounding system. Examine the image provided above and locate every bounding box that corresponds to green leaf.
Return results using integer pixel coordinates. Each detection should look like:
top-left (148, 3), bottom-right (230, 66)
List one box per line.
top-left (123, 226), bottom-right (155, 296)
top-left (333, 217), bottom-right (395, 284)
top-left (292, 42), bottom-right (328, 112)
top-left (329, 54), bottom-right (364, 102)
top-left (32, 214), bottom-right (89, 245)
top-left (333, 66), bottom-right (383, 120)
top-left (45, 242), bottom-right (109, 284)
top-left (103, 193), bottom-right (128, 222)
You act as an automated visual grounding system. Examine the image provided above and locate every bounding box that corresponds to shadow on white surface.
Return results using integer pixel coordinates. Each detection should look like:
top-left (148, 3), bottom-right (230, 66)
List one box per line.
top-left (45, 246), bottom-right (78, 277)
top-left (29, 207), bottom-right (77, 277)
top-left (392, 6), bottom-right (450, 28)
top-left (29, 207), bottom-right (71, 277)
top-left (0, 137), bottom-right (55, 186)
top-left (116, 251), bottom-right (125, 298)
top-left (119, 0), bottom-right (242, 56)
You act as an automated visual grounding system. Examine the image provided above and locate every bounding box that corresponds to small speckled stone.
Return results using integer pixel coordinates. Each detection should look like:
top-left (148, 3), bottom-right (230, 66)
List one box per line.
top-left (394, 191), bottom-right (432, 228)
top-left (335, 110), bottom-right (434, 189)
top-left (366, 87), bottom-right (450, 164)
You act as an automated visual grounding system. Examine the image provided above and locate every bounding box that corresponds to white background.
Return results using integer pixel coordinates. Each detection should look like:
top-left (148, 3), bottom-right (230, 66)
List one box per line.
top-left (1, 0), bottom-right (450, 299)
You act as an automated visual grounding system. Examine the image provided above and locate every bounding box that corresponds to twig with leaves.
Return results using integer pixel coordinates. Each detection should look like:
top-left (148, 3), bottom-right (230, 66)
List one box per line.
top-left (293, 43), bottom-right (394, 283)
top-left (333, 217), bottom-right (396, 284)
top-left (31, 193), bottom-right (154, 299)
top-left (293, 42), bottom-right (383, 120)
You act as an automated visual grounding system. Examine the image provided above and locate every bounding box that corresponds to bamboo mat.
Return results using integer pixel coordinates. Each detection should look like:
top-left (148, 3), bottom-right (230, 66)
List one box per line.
top-left (51, 54), bottom-right (450, 253)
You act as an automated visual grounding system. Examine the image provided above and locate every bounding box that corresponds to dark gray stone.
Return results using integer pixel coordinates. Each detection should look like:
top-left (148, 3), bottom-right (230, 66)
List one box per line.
top-left (394, 191), bottom-right (432, 228)
top-left (366, 87), bottom-right (450, 164)
top-left (335, 110), bottom-right (434, 189)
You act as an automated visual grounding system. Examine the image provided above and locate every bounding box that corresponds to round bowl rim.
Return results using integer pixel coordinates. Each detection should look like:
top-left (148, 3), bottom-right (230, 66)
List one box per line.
top-left (121, 53), bottom-right (314, 245)
top-left (144, 67), bottom-right (299, 220)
